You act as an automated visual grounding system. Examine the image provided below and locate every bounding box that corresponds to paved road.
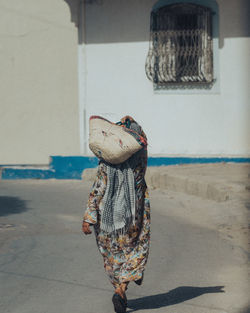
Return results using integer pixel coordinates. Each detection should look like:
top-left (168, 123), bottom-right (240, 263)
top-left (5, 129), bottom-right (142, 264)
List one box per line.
top-left (0, 181), bottom-right (248, 313)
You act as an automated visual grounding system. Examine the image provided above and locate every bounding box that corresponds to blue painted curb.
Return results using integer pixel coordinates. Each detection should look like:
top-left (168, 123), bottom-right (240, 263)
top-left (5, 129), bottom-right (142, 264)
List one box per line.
top-left (50, 156), bottom-right (99, 171)
top-left (1, 156), bottom-right (250, 180)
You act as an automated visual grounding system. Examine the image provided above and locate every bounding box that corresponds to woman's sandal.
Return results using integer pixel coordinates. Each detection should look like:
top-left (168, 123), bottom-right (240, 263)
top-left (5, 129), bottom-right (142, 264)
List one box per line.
top-left (112, 293), bottom-right (127, 313)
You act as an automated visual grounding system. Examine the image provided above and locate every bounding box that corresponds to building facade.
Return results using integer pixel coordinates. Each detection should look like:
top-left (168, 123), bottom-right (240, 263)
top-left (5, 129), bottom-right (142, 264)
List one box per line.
top-left (0, 0), bottom-right (249, 166)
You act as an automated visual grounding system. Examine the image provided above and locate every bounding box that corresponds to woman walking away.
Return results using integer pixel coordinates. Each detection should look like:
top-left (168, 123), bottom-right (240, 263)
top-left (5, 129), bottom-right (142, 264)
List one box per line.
top-left (82, 116), bottom-right (150, 313)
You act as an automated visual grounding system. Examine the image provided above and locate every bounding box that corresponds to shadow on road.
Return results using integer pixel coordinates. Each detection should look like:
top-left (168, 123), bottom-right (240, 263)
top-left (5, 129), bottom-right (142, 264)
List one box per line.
top-left (127, 286), bottom-right (225, 312)
top-left (0, 196), bottom-right (29, 216)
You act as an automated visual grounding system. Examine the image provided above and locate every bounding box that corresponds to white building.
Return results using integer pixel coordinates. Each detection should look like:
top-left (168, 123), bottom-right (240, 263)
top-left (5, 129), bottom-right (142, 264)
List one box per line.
top-left (0, 0), bottom-right (249, 170)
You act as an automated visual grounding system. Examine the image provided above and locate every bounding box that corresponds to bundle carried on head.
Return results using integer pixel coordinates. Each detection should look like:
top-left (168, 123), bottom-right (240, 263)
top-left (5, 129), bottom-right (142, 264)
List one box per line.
top-left (89, 115), bottom-right (147, 164)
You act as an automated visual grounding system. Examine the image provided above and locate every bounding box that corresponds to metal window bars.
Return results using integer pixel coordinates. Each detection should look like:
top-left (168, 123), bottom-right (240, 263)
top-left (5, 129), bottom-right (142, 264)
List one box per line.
top-left (145, 3), bottom-right (213, 86)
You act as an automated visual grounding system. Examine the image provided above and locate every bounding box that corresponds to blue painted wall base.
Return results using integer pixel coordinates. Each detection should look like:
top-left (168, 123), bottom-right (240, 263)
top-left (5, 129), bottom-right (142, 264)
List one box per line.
top-left (1, 156), bottom-right (250, 180)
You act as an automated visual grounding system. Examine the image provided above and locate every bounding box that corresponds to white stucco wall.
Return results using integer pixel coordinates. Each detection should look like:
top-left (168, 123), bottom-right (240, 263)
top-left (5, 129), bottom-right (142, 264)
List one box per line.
top-left (85, 0), bottom-right (250, 156)
top-left (0, 0), bottom-right (79, 164)
top-left (0, 0), bottom-right (249, 165)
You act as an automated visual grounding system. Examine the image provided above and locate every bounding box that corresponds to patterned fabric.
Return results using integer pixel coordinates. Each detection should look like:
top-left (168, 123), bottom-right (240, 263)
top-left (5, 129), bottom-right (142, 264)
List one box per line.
top-left (83, 141), bottom-right (150, 288)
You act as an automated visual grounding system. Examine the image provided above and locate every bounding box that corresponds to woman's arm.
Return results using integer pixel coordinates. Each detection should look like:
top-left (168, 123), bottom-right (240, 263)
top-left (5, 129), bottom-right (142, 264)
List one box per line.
top-left (82, 162), bottom-right (107, 226)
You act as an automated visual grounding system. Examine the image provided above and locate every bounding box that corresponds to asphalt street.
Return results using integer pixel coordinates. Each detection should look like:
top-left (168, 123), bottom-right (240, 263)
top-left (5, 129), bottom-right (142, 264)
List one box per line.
top-left (0, 180), bottom-right (248, 313)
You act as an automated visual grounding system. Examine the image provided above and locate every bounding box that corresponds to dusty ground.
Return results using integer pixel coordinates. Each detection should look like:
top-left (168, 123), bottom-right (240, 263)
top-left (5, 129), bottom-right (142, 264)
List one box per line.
top-left (0, 178), bottom-right (249, 313)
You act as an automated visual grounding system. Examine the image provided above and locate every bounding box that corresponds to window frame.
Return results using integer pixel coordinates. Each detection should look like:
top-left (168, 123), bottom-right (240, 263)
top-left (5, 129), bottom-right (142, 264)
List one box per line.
top-left (146, 0), bottom-right (219, 94)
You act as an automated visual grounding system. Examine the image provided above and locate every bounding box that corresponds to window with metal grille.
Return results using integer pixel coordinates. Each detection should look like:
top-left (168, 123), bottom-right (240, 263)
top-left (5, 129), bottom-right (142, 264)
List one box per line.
top-left (145, 3), bottom-right (213, 87)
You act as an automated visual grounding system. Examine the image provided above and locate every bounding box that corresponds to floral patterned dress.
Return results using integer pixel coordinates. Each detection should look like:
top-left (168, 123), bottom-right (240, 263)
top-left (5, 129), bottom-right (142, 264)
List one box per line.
top-left (83, 148), bottom-right (150, 288)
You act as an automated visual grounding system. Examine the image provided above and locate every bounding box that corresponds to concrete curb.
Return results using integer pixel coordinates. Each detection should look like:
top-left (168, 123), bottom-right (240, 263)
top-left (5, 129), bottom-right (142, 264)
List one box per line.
top-left (81, 168), bottom-right (97, 181)
top-left (145, 167), bottom-right (230, 202)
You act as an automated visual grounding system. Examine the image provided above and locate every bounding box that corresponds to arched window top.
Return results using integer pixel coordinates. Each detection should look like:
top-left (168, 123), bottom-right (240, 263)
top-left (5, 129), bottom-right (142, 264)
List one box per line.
top-left (152, 0), bottom-right (218, 13)
top-left (151, 3), bottom-right (212, 31)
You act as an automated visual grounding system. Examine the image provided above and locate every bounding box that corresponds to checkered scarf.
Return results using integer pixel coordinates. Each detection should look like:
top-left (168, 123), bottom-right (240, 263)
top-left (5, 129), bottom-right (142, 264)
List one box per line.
top-left (100, 120), bottom-right (143, 234)
top-left (100, 159), bottom-right (136, 234)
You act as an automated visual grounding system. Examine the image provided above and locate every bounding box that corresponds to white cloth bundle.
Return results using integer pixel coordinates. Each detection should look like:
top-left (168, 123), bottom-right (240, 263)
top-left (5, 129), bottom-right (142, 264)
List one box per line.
top-left (89, 116), bottom-right (144, 164)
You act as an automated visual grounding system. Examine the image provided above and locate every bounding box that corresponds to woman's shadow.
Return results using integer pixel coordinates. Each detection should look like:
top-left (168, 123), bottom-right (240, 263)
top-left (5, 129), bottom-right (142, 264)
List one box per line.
top-left (127, 286), bottom-right (225, 312)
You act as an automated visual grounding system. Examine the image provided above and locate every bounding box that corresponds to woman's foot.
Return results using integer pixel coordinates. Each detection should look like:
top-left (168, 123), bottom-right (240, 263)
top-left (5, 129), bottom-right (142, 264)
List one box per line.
top-left (112, 293), bottom-right (127, 313)
top-left (114, 283), bottom-right (127, 304)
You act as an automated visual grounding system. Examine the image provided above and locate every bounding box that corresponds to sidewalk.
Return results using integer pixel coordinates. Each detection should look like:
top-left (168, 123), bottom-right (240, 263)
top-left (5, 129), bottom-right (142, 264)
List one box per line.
top-left (147, 162), bottom-right (250, 257)
top-left (146, 162), bottom-right (250, 202)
